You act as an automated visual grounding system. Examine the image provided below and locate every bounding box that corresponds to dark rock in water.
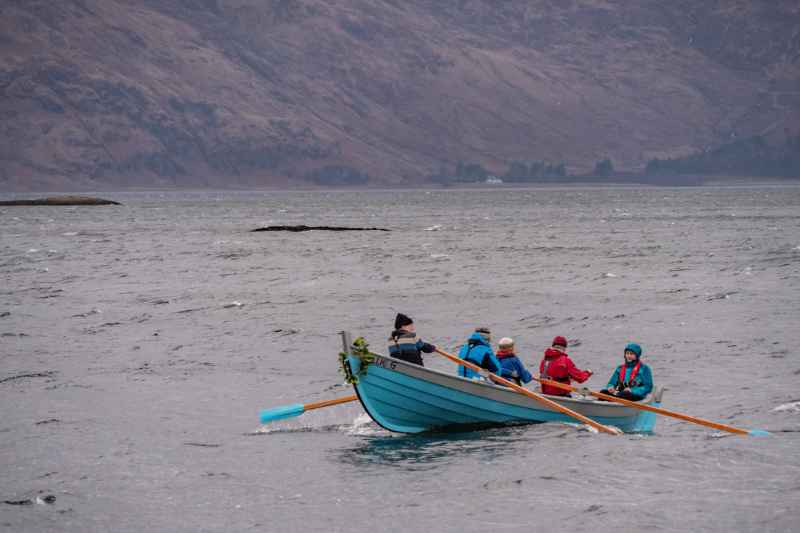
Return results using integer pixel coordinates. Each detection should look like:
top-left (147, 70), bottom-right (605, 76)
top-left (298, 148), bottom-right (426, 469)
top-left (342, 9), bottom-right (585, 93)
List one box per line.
top-left (0, 371), bottom-right (57, 384)
top-left (251, 225), bottom-right (389, 232)
top-left (0, 196), bottom-right (121, 206)
top-left (4, 499), bottom-right (33, 506)
top-left (2, 495), bottom-right (53, 505)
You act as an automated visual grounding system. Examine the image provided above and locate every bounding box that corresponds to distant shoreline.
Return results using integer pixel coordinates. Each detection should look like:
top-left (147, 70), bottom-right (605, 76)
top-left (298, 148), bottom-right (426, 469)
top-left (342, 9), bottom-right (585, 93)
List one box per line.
top-left (1, 176), bottom-right (798, 196)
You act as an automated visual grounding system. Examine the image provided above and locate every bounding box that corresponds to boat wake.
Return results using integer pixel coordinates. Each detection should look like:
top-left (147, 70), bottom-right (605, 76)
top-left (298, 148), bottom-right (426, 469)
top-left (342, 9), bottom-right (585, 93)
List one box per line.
top-left (345, 413), bottom-right (384, 436)
top-left (245, 414), bottom-right (382, 436)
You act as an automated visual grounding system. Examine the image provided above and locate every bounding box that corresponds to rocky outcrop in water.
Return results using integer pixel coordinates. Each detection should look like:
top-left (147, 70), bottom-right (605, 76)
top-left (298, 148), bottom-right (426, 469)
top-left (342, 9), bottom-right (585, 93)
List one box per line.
top-left (0, 196), bottom-right (121, 206)
top-left (251, 225), bottom-right (389, 232)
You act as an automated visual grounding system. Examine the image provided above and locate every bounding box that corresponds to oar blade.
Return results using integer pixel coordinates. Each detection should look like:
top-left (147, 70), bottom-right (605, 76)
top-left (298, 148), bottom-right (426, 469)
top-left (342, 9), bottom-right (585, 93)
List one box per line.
top-left (259, 403), bottom-right (305, 424)
top-left (748, 429), bottom-right (771, 436)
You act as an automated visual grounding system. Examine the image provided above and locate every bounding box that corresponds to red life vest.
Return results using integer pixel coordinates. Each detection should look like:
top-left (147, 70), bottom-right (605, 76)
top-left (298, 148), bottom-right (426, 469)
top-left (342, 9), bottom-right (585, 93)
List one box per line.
top-left (617, 361), bottom-right (641, 387)
top-left (496, 349), bottom-right (516, 360)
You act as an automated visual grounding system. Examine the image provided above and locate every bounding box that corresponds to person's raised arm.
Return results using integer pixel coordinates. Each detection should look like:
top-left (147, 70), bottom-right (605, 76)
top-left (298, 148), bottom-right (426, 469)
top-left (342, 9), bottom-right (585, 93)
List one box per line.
top-left (417, 339), bottom-right (436, 353)
top-left (566, 358), bottom-right (592, 383)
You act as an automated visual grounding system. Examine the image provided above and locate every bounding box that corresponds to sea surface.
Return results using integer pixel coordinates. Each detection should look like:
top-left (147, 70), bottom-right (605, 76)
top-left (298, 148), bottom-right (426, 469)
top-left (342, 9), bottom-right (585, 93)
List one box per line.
top-left (1, 186), bottom-right (799, 532)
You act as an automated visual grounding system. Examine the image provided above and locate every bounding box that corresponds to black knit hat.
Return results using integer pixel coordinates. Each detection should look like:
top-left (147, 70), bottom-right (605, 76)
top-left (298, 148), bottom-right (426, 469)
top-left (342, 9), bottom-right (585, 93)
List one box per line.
top-left (394, 313), bottom-right (413, 330)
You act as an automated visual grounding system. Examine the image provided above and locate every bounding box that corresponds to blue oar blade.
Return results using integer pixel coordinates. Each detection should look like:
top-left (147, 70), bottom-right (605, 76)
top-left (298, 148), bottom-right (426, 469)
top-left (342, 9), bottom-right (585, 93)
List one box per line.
top-left (748, 429), bottom-right (771, 436)
top-left (260, 403), bottom-right (305, 424)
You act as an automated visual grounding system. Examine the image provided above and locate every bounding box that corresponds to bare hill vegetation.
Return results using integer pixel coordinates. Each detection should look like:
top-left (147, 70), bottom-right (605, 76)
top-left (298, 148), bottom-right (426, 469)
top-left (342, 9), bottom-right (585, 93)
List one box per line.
top-left (1, 0), bottom-right (798, 189)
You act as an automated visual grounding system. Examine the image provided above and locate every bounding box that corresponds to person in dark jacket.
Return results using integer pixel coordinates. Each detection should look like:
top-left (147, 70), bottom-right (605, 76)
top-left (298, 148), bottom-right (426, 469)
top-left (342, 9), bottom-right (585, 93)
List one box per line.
top-left (496, 337), bottom-right (533, 386)
top-left (538, 335), bottom-right (593, 396)
top-left (458, 327), bottom-right (502, 379)
top-left (600, 343), bottom-right (653, 401)
top-left (387, 313), bottom-right (436, 366)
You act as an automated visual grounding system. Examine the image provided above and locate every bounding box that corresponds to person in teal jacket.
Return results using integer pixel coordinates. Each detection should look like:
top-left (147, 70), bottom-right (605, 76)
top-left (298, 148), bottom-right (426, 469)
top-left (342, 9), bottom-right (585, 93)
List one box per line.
top-left (601, 343), bottom-right (653, 401)
top-left (458, 327), bottom-right (501, 379)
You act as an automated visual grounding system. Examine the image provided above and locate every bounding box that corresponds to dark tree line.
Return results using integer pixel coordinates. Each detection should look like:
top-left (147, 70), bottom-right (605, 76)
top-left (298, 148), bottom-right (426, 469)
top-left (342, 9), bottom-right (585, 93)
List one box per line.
top-left (429, 160), bottom-right (569, 183)
top-left (305, 165), bottom-right (369, 185)
top-left (592, 158), bottom-right (614, 177)
top-left (646, 135), bottom-right (800, 177)
top-left (502, 160), bottom-right (567, 182)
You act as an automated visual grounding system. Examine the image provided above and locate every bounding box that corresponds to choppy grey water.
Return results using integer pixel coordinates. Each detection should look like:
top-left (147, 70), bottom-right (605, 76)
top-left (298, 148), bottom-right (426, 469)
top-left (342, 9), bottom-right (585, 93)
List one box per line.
top-left (1, 186), bottom-right (799, 532)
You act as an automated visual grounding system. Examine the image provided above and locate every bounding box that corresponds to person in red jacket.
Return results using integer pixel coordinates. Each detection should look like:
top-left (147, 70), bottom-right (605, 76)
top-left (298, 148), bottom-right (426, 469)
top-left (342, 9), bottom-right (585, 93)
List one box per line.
top-left (538, 336), bottom-right (593, 396)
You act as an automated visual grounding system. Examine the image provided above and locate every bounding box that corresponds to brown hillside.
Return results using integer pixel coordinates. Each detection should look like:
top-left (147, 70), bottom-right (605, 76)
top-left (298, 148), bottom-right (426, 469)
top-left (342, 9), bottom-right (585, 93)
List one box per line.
top-left (1, 0), bottom-right (798, 190)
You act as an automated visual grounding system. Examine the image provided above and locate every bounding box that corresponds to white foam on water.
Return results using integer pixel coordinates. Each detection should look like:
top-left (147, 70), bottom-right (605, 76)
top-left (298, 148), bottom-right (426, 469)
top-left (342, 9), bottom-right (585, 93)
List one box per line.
top-left (62, 232), bottom-right (78, 236)
top-left (430, 254), bottom-right (449, 259)
top-left (708, 432), bottom-right (732, 439)
top-left (26, 248), bottom-right (39, 253)
top-left (224, 301), bottom-right (244, 308)
top-left (604, 272), bottom-right (617, 278)
top-left (773, 401), bottom-right (800, 413)
top-left (345, 413), bottom-right (381, 436)
top-left (424, 224), bottom-right (442, 231)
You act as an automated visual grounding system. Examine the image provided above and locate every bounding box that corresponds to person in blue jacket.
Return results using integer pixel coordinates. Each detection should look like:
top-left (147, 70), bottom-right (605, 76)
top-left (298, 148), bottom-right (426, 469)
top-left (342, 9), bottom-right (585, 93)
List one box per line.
top-left (601, 343), bottom-right (653, 401)
top-left (495, 337), bottom-right (533, 386)
top-left (458, 327), bottom-right (501, 379)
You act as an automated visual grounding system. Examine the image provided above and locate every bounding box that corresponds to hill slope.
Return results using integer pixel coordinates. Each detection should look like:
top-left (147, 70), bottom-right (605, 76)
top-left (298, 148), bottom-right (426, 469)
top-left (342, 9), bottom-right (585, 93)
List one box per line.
top-left (1, 0), bottom-right (798, 189)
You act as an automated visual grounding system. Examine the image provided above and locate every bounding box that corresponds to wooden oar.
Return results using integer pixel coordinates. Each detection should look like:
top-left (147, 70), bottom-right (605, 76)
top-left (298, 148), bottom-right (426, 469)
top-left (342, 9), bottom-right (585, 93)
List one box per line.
top-left (434, 348), bottom-right (621, 435)
top-left (532, 376), bottom-right (769, 436)
top-left (259, 395), bottom-right (357, 424)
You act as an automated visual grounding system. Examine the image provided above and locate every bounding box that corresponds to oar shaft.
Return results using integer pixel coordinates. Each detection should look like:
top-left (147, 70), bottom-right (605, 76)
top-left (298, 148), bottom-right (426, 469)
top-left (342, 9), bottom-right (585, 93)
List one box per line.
top-left (260, 395), bottom-right (358, 424)
top-left (303, 395), bottom-right (358, 411)
top-left (533, 376), bottom-right (750, 435)
top-left (434, 348), bottom-right (620, 435)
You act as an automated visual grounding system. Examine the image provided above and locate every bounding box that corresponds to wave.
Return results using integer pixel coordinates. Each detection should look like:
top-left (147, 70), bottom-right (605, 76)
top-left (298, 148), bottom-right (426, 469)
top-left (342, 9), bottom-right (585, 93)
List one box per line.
top-left (773, 401), bottom-right (800, 413)
top-left (245, 413), bottom-right (381, 436)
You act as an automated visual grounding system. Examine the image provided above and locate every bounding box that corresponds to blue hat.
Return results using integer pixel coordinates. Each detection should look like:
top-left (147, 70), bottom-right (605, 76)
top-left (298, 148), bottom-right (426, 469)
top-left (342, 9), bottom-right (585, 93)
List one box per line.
top-left (624, 343), bottom-right (642, 359)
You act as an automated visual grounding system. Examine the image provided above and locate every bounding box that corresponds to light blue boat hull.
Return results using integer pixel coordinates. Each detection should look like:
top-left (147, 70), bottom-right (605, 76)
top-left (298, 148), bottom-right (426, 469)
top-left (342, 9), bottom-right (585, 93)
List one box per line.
top-left (347, 354), bottom-right (659, 434)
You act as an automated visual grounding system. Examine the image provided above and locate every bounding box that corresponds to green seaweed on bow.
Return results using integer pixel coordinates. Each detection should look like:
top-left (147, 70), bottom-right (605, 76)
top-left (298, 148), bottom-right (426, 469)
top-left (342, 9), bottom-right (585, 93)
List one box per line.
top-left (338, 336), bottom-right (376, 385)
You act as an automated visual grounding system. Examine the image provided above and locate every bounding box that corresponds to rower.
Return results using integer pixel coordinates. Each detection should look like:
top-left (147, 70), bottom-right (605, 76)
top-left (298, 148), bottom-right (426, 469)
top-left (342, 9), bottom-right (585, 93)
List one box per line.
top-left (457, 327), bottom-right (501, 379)
top-left (388, 313), bottom-right (436, 366)
top-left (600, 343), bottom-right (653, 401)
top-left (538, 336), bottom-right (593, 396)
top-left (496, 337), bottom-right (533, 386)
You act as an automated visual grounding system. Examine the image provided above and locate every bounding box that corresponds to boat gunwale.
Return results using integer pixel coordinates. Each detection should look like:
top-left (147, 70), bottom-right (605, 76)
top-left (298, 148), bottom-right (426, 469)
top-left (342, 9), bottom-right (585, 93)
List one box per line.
top-left (363, 352), bottom-right (657, 413)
